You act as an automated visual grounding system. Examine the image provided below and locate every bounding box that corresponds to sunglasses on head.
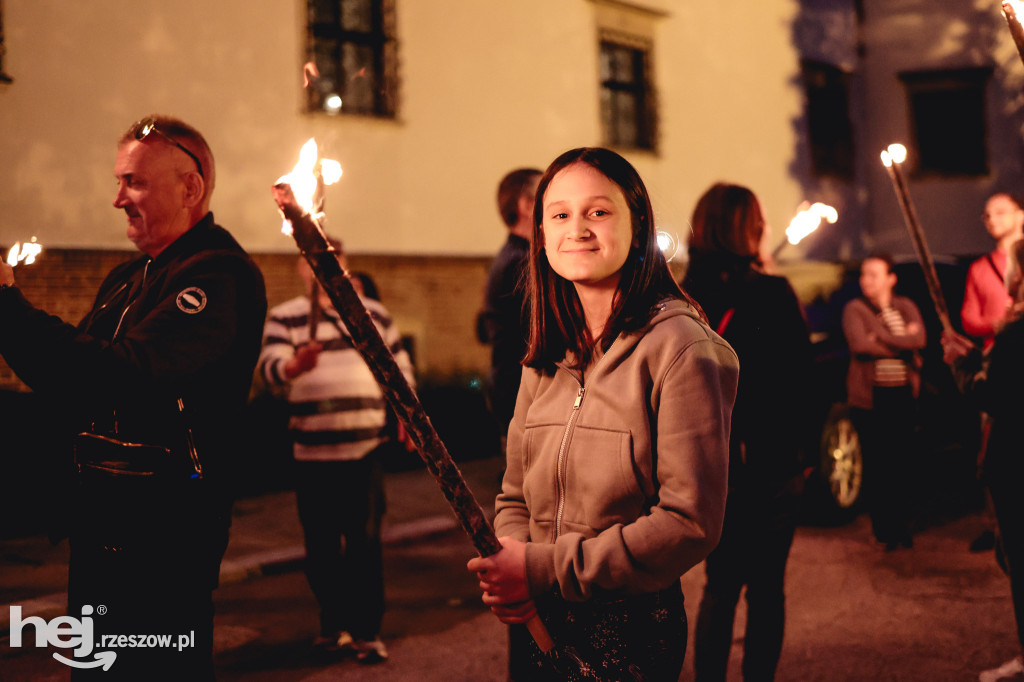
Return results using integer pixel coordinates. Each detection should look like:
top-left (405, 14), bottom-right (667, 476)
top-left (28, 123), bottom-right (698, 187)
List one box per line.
top-left (134, 118), bottom-right (204, 179)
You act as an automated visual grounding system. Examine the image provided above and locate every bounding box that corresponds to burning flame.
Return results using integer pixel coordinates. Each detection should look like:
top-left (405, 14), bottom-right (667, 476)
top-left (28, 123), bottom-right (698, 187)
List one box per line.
top-left (6, 237), bottom-right (43, 267)
top-left (880, 143), bottom-right (908, 168)
top-left (276, 138), bottom-right (343, 235)
top-left (320, 159), bottom-right (343, 185)
top-left (785, 202), bottom-right (838, 246)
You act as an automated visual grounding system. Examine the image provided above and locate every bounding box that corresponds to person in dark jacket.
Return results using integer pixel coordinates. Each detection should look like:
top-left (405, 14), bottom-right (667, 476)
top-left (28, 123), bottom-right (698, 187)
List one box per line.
top-left (0, 114), bottom-right (267, 680)
top-left (943, 237), bottom-right (1024, 682)
top-left (684, 183), bottom-right (812, 682)
top-left (476, 168), bottom-right (541, 436)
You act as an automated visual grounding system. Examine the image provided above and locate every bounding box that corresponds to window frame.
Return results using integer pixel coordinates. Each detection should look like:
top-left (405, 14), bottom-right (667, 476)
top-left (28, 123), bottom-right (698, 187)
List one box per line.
top-left (0, 0), bottom-right (12, 84)
top-left (598, 30), bottom-right (658, 153)
top-left (304, 0), bottom-right (398, 118)
top-left (801, 59), bottom-right (855, 179)
top-left (898, 67), bottom-right (993, 178)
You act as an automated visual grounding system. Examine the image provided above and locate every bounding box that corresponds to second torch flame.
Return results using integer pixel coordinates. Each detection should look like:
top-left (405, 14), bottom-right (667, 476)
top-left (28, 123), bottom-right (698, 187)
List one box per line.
top-left (785, 202), bottom-right (838, 246)
top-left (6, 237), bottom-right (43, 267)
top-left (276, 138), bottom-right (342, 235)
top-left (880, 143), bottom-right (908, 167)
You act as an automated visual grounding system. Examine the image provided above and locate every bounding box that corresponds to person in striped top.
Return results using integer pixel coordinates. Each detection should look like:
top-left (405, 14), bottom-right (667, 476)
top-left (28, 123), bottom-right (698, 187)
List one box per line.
top-left (257, 240), bottom-right (414, 663)
top-left (842, 253), bottom-right (926, 550)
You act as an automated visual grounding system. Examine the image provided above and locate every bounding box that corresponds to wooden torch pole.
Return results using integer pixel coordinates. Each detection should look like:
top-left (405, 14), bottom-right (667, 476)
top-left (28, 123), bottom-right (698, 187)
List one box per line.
top-left (880, 146), bottom-right (954, 334)
top-left (271, 182), bottom-right (556, 655)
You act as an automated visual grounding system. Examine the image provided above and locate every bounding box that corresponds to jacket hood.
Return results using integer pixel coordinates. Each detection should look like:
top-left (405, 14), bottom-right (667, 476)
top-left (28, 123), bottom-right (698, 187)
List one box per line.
top-left (648, 297), bottom-right (705, 327)
top-left (561, 298), bottom-right (708, 375)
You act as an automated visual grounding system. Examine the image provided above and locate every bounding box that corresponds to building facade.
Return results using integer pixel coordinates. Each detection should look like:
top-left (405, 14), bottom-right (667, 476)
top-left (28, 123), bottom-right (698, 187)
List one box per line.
top-left (2, 0), bottom-right (1021, 385)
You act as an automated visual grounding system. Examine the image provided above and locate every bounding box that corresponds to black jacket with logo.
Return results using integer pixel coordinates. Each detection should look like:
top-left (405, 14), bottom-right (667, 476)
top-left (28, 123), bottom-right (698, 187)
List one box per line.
top-left (0, 213), bottom-right (267, 492)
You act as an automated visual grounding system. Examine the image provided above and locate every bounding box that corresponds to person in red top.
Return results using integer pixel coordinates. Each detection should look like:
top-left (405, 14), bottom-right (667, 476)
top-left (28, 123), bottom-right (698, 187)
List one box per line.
top-left (962, 193), bottom-right (1024, 347)
top-left (962, 193), bottom-right (1024, 554)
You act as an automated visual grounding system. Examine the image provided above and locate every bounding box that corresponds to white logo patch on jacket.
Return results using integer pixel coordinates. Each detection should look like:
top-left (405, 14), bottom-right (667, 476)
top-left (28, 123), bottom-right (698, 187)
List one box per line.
top-left (176, 287), bottom-right (208, 314)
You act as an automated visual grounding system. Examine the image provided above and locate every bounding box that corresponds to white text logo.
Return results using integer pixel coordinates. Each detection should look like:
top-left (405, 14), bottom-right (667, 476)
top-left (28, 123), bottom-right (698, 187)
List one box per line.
top-left (8, 605), bottom-right (197, 671)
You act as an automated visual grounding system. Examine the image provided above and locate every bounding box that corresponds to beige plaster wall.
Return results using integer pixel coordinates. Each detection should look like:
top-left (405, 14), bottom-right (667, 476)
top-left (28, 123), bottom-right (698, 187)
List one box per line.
top-left (860, 0), bottom-right (1024, 257)
top-left (0, 0), bottom-right (807, 258)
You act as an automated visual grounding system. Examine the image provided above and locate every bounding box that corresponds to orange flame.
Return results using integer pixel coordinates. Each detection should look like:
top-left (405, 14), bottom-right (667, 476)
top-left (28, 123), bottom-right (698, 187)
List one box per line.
top-left (276, 139), bottom-right (343, 235)
top-left (785, 202), bottom-right (838, 246)
top-left (6, 237), bottom-right (43, 267)
top-left (880, 143), bottom-right (907, 168)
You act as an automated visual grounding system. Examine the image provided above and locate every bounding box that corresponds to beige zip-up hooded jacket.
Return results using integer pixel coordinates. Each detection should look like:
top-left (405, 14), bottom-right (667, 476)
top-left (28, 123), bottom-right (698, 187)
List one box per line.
top-left (495, 298), bottom-right (740, 601)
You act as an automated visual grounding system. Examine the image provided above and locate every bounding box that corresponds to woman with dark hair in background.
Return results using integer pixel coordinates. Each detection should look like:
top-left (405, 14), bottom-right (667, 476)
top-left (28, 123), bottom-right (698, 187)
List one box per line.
top-left (684, 183), bottom-right (812, 682)
top-left (467, 148), bottom-right (739, 680)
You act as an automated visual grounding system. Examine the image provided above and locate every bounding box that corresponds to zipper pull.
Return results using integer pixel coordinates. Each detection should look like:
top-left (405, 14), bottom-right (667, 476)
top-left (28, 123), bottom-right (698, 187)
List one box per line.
top-left (573, 387), bottom-right (585, 409)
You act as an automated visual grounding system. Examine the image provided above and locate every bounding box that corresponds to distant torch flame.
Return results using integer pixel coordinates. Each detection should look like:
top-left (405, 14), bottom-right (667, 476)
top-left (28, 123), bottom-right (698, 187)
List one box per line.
top-left (785, 202), bottom-right (838, 246)
top-left (656, 230), bottom-right (680, 262)
top-left (6, 237), bottom-right (43, 267)
top-left (276, 138), bottom-right (342, 235)
top-left (880, 143), bottom-right (908, 168)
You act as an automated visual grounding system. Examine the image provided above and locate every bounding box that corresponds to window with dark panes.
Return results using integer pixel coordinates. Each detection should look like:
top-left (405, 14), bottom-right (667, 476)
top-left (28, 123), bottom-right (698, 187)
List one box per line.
top-left (802, 60), bottom-right (853, 178)
top-left (0, 0), bottom-right (12, 84)
top-left (306, 0), bottom-right (397, 117)
top-left (600, 37), bottom-right (656, 151)
top-left (900, 68), bottom-right (992, 177)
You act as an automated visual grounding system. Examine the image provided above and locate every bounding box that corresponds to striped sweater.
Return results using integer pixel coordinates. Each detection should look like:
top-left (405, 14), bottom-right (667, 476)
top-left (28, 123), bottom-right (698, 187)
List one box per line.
top-left (258, 295), bottom-right (415, 461)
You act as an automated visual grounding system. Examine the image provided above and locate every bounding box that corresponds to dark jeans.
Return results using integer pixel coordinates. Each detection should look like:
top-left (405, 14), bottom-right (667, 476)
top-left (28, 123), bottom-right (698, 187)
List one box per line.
top-left (67, 481), bottom-right (229, 681)
top-left (695, 481), bottom-right (800, 682)
top-left (851, 385), bottom-right (916, 544)
top-left (989, 469), bottom-right (1024, 651)
top-left (295, 456), bottom-right (385, 639)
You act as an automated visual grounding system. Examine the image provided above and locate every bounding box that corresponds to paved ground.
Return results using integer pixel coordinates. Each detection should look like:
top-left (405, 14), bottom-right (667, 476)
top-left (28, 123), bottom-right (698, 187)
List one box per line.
top-left (1, 455), bottom-right (1019, 681)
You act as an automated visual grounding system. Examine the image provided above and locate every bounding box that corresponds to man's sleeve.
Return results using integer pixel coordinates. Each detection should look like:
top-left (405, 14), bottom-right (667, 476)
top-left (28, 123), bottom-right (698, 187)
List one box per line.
top-left (0, 252), bottom-right (259, 401)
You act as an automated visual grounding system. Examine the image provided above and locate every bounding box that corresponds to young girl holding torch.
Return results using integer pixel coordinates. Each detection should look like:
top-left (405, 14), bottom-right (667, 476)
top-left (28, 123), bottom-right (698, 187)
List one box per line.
top-left (467, 148), bottom-right (739, 680)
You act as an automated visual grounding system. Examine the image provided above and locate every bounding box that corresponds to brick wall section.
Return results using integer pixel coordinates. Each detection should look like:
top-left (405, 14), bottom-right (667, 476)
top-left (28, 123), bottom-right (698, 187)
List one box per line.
top-left (0, 249), bottom-right (495, 391)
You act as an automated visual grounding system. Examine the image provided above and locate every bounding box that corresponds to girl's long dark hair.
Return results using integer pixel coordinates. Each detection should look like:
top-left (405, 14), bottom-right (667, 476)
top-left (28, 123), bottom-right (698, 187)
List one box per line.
top-left (522, 147), bottom-right (704, 372)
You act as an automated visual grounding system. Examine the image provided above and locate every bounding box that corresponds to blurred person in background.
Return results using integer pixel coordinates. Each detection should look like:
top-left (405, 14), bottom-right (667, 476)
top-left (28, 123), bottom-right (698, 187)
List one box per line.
top-left (962, 193), bottom-right (1024, 347)
top-left (257, 239), bottom-right (414, 665)
top-left (960, 192), bottom-right (1023, 553)
top-left (842, 253), bottom-right (925, 551)
top-left (943, 237), bottom-right (1024, 682)
top-left (684, 183), bottom-right (812, 682)
top-left (476, 168), bottom-right (542, 438)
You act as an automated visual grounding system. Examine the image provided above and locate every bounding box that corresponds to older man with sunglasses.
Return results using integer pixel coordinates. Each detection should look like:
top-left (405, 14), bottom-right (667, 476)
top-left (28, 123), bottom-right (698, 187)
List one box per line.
top-left (0, 115), bottom-right (267, 680)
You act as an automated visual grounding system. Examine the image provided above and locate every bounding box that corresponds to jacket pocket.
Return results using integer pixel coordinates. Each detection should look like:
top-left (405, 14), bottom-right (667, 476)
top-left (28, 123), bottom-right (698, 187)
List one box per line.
top-left (562, 426), bottom-right (644, 533)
